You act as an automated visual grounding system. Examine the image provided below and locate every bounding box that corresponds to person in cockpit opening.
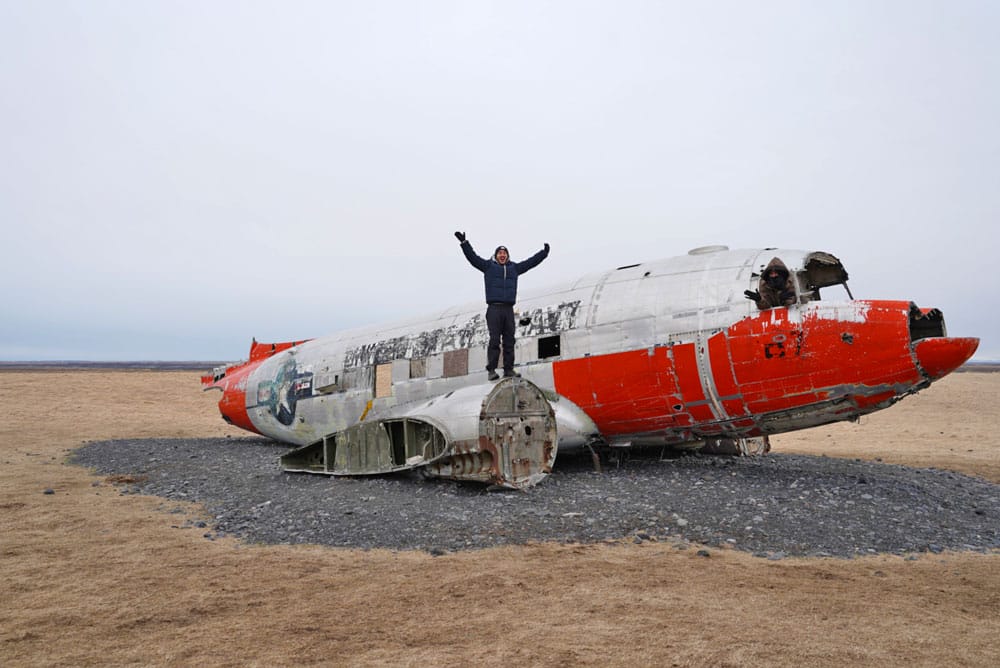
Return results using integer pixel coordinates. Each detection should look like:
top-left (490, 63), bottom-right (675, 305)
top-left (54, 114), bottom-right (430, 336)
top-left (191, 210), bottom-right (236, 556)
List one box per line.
top-left (455, 231), bottom-right (549, 380)
top-left (745, 257), bottom-right (797, 310)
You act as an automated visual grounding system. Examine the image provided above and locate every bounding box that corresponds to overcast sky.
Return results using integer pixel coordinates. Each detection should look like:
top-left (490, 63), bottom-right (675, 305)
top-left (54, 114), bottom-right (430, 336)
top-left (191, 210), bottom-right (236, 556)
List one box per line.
top-left (2, 1), bottom-right (997, 362)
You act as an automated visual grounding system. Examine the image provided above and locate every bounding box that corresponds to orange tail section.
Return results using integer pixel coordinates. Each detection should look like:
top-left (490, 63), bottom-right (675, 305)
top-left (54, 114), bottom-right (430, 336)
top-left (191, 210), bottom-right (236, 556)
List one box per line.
top-left (201, 338), bottom-right (312, 434)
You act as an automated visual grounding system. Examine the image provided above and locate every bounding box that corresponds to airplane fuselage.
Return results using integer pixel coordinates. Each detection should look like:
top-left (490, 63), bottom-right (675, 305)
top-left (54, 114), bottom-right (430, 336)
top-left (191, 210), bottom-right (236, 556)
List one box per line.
top-left (204, 246), bottom-right (977, 485)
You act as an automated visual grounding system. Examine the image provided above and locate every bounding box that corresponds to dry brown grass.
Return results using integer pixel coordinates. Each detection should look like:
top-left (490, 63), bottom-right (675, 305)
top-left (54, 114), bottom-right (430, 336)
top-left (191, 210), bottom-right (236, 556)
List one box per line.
top-left (1, 370), bottom-right (998, 666)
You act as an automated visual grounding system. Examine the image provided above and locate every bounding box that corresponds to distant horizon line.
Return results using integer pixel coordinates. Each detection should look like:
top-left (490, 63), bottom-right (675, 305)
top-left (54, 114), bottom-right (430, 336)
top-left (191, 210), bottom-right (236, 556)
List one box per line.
top-left (1, 359), bottom-right (998, 372)
top-left (0, 360), bottom-right (226, 371)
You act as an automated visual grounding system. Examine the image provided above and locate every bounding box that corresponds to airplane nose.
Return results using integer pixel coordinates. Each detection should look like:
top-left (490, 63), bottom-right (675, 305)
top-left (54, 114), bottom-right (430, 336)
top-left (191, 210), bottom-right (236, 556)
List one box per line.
top-left (913, 337), bottom-right (979, 381)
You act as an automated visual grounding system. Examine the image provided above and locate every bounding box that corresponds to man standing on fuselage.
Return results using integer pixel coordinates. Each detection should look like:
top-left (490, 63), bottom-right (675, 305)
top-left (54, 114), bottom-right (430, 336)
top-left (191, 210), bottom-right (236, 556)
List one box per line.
top-left (455, 231), bottom-right (549, 380)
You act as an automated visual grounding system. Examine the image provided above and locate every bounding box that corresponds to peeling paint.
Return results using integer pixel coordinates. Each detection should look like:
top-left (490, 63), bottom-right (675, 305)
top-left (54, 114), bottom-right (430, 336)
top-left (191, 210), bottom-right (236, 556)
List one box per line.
top-left (343, 301), bottom-right (581, 369)
top-left (517, 301), bottom-right (582, 337)
top-left (803, 300), bottom-right (872, 323)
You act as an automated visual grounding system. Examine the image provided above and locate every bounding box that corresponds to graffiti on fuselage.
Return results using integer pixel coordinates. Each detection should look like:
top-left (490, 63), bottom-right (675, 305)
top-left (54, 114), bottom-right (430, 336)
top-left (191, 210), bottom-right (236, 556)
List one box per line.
top-left (343, 300), bottom-right (581, 369)
top-left (255, 356), bottom-right (314, 425)
top-left (518, 300), bottom-right (582, 337)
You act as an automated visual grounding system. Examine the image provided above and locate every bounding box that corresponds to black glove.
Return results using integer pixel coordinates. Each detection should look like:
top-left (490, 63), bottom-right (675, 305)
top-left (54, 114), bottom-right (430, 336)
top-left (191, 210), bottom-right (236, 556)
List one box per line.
top-left (454, 231), bottom-right (466, 243)
top-left (543, 242), bottom-right (549, 252)
top-left (744, 289), bottom-right (761, 302)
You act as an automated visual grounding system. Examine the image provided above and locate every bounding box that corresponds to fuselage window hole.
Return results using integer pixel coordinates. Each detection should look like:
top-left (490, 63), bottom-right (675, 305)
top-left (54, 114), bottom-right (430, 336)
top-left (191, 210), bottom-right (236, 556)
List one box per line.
top-left (538, 335), bottom-right (561, 359)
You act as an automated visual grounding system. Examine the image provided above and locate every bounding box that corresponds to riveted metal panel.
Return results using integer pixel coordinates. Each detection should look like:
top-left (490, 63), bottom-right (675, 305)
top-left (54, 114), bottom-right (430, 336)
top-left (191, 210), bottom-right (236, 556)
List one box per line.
top-left (443, 348), bottom-right (469, 378)
top-left (468, 346), bottom-right (488, 374)
top-left (426, 353), bottom-right (444, 379)
top-left (391, 359), bottom-right (410, 385)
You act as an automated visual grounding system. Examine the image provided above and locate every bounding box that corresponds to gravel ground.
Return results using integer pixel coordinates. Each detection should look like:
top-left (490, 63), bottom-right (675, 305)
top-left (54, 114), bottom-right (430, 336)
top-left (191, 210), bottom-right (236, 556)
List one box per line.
top-left (70, 437), bottom-right (1000, 558)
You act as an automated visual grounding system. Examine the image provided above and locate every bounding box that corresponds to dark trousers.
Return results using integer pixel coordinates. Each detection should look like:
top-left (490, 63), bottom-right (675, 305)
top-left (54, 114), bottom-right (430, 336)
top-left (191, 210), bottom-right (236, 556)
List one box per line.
top-left (486, 303), bottom-right (516, 372)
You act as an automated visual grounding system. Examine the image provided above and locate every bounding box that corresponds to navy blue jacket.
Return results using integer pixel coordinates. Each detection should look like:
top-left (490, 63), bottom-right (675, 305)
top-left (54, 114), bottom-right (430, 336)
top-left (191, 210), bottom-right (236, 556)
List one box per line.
top-left (461, 241), bottom-right (549, 304)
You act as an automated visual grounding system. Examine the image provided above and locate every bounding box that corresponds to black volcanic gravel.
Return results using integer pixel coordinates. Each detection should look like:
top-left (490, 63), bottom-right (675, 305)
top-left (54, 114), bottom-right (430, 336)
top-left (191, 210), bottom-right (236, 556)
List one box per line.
top-left (69, 437), bottom-right (1000, 558)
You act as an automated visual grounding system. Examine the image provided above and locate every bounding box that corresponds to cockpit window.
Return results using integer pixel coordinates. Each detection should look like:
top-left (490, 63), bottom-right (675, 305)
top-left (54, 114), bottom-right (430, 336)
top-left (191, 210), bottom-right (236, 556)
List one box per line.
top-left (799, 252), bottom-right (851, 301)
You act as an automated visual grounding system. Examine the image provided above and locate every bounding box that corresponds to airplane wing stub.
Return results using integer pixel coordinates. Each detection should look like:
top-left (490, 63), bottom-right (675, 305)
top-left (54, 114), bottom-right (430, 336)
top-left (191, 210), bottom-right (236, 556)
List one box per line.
top-left (282, 378), bottom-right (558, 489)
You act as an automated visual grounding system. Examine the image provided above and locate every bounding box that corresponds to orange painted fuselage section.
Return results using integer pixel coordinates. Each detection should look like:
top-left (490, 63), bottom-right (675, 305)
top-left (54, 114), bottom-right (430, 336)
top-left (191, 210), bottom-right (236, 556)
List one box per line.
top-left (214, 364), bottom-right (259, 434)
top-left (203, 338), bottom-right (312, 434)
top-left (551, 300), bottom-right (977, 442)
